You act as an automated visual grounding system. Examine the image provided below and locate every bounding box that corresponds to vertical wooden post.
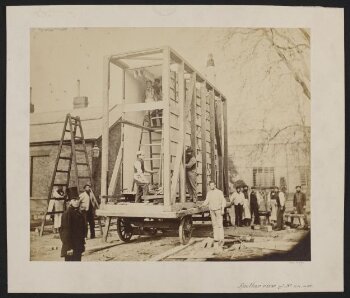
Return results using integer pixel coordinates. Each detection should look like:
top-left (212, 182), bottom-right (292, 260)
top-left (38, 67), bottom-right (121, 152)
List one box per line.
top-left (190, 74), bottom-right (197, 152)
top-left (162, 47), bottom-right (171, 211)
top-left (178, 61), bottom-right (186, 203)
top-left (216, 99), bottom-right (224, 191)
top-left (223, 98), bottom-right (229, 196)
top-left (200, 84), bottom-right (207, 199)
top-left (101, 56), bottom-right (110, 205)
top-left (209, 89), bottom-right (216, 183)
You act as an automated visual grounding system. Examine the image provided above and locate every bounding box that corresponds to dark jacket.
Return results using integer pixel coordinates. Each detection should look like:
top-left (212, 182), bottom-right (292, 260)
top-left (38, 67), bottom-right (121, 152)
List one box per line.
top-left (59, 206), bottom-right (86, 257)
top-left (250, 191), bottom-right (259, 208)
top-left (293, 192), bottom-right (306, 207)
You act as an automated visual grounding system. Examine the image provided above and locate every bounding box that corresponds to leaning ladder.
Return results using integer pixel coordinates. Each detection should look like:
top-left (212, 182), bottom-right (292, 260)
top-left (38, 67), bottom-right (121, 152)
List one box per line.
top-left (132, 111), bottom-right (163, 191)
top-left (39, 114), bottom-right (101, 236)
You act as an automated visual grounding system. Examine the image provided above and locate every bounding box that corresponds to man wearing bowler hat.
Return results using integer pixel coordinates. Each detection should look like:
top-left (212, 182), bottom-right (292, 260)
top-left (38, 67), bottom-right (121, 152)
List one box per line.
top-left (79, 183), bottom-right (99, 239)
top-left (59, 196), bottom-right (86, 261)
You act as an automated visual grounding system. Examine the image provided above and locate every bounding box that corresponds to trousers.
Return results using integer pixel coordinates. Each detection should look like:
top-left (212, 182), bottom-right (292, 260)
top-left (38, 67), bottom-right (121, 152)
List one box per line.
top-left (210, 209), bottom-right (224, 243)
top-left (276, 206), bottom-right (285, 229)
top-left (65, 252), bottom-right (82, 261)
top-left (234, 204), bottom-right (243, 226)
top-left (135, 182), bottom-right (149, 203)
top-left (251, 205), bottom-right (260, 225)
top-left (84, 207), bottom-right (95, 238)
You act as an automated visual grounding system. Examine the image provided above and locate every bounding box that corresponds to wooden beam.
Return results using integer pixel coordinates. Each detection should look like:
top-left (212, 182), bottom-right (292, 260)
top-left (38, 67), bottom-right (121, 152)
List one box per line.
top-left (121, 101), bottom-right (165, 112)
top-left (215, 100), bottom-right (224, 191)
top-left (108, 145), bottom-right (123, 195)
top-left (190, 76), bottom-right (197, 152)
top-left (170, 74), bottom-right (196, 203)
top-left (209, 90), bottom-right (216, 182)
top-left (101, 56), bottom-right (110, 203)
top-left (162, 47), bottom-right (171, 211)
top-left (200, 85), bottom-right (208, 198)
top-left (110, 47), bottom-right (163, 61)
top-left (178, 61), bottom-right (186, 203)
top-left (223, 99), bottom-right (229, 196)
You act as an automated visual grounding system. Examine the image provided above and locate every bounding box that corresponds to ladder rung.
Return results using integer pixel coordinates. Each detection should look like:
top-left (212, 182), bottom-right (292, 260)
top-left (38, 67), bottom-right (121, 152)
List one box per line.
top-left (59, 156), bottom-right (72, 160)
top-left (151, 139), bottom-right (162, 142)
top-left (76, 162), bottom-right (89, 166)
top-left (141, 143), bottom-right (161, 146)
top-left (75, 149), bottom-right (86, 152)
top-left (74, 136), bottom-right (83, 139)
top-left (56, 170), bottom-right (69, 173)
top-left (151, 117), bottom-right (163, 119)
top-left (78, 176), bottom-right (91, 179)
top-left (65, 129), bottom-right (71, 132)
top-left (53, 183), bottom-right (68, 186)
top-left (151, 153), bottom-right (161, 156)
top-left (143, 157), bottom-right (161, 161)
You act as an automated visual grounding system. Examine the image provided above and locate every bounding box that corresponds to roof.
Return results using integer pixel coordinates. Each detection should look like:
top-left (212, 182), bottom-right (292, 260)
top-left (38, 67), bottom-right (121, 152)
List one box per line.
top-left (30, 104), bottom-right (122, 144)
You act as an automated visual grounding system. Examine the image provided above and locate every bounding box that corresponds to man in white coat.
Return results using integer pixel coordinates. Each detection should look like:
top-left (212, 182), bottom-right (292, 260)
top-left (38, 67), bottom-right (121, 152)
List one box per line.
top-left (79, 183), bottom-right (99, 239)
top-left (201, 181), bottom-right (227, 252)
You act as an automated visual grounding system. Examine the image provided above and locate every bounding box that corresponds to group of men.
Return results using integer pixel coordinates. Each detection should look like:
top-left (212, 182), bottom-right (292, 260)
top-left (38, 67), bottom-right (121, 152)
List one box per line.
top-left (49, 183), bottom-right (99, 261)
top-left (201, 182), bottom-right (308, 252)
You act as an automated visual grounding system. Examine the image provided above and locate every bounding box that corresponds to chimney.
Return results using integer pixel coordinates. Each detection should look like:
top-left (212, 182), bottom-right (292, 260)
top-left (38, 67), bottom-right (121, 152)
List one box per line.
top-left (30, 86), bottom-right (34, 113)
top-left (205, 53), bottom-right (216, 84)
top-left (73, 79), bottom-right (89, 109)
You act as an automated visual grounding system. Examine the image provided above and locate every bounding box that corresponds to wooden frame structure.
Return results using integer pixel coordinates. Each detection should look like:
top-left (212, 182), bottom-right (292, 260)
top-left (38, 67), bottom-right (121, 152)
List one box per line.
top-left (96, 47), bottom-right (229, 243)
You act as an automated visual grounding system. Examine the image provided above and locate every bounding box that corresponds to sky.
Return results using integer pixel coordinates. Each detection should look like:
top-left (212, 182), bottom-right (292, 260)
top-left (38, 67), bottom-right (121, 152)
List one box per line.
top-left (30, 27), bottom-right (310, 133)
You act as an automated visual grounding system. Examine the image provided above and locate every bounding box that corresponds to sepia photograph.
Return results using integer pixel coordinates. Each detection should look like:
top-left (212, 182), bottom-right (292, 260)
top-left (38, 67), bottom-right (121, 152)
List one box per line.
top-left (29, 27), bottom-right (311, 262)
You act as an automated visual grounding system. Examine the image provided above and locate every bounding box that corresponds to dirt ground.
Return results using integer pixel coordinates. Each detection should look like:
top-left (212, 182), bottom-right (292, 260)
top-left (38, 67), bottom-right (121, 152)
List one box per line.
top-left (30, 221), bottom-right (310, 262)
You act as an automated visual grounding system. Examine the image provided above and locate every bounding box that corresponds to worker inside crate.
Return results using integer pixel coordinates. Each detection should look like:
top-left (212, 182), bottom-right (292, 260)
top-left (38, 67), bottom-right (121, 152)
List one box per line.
top-left (143, 77), bottom-right (162, 128)
top-left (133, 150), bottom-right (158, 202)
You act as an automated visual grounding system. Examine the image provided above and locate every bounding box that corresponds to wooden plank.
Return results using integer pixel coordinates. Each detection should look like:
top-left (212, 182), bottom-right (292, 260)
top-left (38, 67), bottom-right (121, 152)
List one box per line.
top-left (162, 47), bottom-right (171, 211)
top-left (178, 62), bottom-right (186, 203)
top-left (190, 75), bottom-right (197, 152)
top-left (110, 47), bottom-right (163, 61)
top-left (121, 101), bottom-right (165, 112)
top-left (222, 99), bottom-right (229, 196)
top-left (215, 100), bottom-right (224, 190)
top-left (170, 74), bottom-right (196, 203)
top-left (101, 56), bottom-right (110, 202)
top-left (200, 85), bottom-right (208, 198)
top-left (209, 90), bottom-right (216, 182)
top-left (149, 239), bottom-right (201, 261)
top-left (108, 145), bottom-right (123, 195)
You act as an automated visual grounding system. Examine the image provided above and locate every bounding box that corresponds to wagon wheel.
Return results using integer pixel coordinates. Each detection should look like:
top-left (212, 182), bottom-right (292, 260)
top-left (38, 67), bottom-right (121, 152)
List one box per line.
top-left (116, 218), bottom-right (133, 242)
top-left (179, 215), bottom-right (193, 245)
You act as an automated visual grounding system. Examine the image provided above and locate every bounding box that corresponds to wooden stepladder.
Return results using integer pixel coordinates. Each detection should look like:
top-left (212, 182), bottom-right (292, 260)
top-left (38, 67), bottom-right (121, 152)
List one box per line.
top-left (39, 113), bottom-right (101, 236)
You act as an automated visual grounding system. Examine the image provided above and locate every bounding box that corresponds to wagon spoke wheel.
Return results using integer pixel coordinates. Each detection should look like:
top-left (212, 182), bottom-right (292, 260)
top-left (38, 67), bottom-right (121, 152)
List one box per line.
top-left (117, 218), bottom-right (133, 242)
top-left (179, 216), bottom-right (193, 245)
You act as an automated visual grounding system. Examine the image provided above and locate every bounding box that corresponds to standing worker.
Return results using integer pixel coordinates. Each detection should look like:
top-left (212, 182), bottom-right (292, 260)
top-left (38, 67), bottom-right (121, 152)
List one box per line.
top-left (232, 186), bottom-right (244, 227)
top-left (201, 181), bottom-right (227, 252)
top-left (250, 187), bottom-right (260, 225)
top-left (184, 147), bottom-right (197, 202)
top-left (134, 150), bottom-right (157, 203)
top-left (274, 186), bottom-right (286, 231)
top-left (52, 186), bottom-right (66, 233)
top-left (59, 196), bottom-right (86, 261)
top-left (292, 185), bottom-right (308, 227)
top-left (79, 183), bottom-right (99, 239)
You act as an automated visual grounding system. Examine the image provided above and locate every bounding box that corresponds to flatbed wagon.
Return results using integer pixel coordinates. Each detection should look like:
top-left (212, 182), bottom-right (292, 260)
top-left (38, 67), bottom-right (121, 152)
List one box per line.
top-left (96, 46), bottom-right (230, 244)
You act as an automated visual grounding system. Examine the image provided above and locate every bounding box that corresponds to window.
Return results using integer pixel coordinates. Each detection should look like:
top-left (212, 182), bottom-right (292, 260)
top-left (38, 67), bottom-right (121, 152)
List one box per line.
top-left (253, 167), bottom-right (275, 187)
top-left (299, 166), bottom-right (310, 187)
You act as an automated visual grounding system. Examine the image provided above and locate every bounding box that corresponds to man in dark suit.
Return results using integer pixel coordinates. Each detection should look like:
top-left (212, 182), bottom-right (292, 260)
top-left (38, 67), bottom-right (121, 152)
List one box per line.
top-left (292, 185), bottom-right (308, 227)
top-left (59, 197), bottom-right (86, 261)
